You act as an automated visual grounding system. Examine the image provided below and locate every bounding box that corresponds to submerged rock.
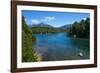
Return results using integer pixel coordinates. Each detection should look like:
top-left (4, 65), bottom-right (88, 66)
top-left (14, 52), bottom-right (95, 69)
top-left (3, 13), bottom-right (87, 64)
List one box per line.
top-left (78, 52), bottom-right (83, 57)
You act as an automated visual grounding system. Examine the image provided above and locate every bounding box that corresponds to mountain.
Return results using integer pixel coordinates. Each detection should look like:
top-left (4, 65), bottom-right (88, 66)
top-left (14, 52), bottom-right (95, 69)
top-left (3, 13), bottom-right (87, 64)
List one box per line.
top-left (31, 23), bottom-right (53, 28)
top-left (28, 23), bottom-right (72, 29)
top-left (60, 24), bottom-right (72, 29)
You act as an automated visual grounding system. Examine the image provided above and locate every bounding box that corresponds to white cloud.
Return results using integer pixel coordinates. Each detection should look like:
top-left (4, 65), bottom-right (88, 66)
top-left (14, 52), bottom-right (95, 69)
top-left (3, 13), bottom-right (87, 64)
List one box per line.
top-left (31, 19), bottom-right (40, 24)
top-left (45, 16), bottom-right (55, 20)
top-left (41, 16), bottom-right (55, 22)
top-left (31, 16), bottom-right (55, 24)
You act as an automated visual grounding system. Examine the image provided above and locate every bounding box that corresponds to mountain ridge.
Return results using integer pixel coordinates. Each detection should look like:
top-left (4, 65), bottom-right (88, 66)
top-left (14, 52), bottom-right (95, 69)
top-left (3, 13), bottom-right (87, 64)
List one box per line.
top-left (29, 23), bottom-right (71, 29)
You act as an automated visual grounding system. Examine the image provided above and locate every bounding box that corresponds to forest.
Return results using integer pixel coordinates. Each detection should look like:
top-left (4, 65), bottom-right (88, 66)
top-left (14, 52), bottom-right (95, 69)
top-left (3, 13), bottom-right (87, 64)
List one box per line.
top-left (22, 16), bottom-right (41, 62)
top-left (67, 17), bottom-right (90, 38)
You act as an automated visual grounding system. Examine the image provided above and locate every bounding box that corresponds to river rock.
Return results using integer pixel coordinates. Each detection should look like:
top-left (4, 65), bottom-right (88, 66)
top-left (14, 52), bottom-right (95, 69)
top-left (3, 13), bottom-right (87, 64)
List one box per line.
top-left (78, 52), bottom-right (83, 57)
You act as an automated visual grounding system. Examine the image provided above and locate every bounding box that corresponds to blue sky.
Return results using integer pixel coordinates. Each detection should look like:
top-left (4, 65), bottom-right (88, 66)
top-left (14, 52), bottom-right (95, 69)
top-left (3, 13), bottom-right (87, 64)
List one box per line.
top-left (22, 10), bottom-right (90, 27)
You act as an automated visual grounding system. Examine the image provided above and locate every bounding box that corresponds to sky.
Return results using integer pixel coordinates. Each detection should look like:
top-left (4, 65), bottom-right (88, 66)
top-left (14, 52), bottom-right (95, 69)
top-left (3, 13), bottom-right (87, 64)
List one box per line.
top-left (22, 10), bottom-right (90, 27)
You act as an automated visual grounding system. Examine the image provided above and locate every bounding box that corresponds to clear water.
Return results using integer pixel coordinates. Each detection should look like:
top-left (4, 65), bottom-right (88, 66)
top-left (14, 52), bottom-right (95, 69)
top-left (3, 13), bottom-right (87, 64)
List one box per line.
top-left (33, 33), bottom-right (90, 61)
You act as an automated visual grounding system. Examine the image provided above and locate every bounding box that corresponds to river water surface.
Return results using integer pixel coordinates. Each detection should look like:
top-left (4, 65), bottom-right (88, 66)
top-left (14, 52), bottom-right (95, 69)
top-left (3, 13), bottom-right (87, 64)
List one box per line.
top-left (33, 33), bottom-right (90, 61)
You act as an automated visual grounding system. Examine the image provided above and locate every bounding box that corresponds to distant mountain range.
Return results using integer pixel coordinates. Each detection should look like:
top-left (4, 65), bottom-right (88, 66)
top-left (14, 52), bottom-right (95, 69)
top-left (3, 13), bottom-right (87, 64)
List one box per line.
top-left (60, 24), bottom-right (72, 29)
top-left (29, 23), bottom-right (72, 29)
top-left (30, 23), bottom-right (53, 28)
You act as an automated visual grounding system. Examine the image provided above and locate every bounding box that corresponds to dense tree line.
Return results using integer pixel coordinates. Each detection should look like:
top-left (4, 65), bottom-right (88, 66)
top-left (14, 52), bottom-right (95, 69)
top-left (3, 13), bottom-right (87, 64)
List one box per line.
top-left (67, 17), bottom-right (90, 38)
top-left (31, 18), bottom-right (90, 38)
top-left (31, 27), bottom-right (67, 34)
top-left (22, 16), bottom-right (40, 62)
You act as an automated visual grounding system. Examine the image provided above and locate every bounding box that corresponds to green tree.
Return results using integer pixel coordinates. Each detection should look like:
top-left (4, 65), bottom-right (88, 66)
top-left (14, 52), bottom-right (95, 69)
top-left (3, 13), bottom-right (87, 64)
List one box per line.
top-left (22, 16), bottom-right (40, 62)
top-left (68, 17), bottom-right (90, 38)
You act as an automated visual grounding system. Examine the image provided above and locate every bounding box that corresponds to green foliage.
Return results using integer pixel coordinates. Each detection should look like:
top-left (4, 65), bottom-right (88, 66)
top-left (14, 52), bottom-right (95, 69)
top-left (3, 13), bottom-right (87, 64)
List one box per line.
top-left (22, 16), bottom-right (40, 62)
top-left (31, 27), bottom-right (67, 34)
top-left (68, 17), bottom-right (90, 38)
top-left (31, 17), bottom-right (90, 38)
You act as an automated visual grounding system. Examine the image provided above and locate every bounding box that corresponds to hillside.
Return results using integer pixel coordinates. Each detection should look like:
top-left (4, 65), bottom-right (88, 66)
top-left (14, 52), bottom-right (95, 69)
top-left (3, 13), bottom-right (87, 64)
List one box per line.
top-left (67, 17), bottom-right (90, 38)
top-left (31, 23), bottom-right (53, 28)
top-left (30, 23), bottom-right (69, 33)
top-left (22, 16), bottom-right (40, 62)
top-left (60, 24), bottom-right (71, 29)
top-left (29, 17), bottom-right (90, 39)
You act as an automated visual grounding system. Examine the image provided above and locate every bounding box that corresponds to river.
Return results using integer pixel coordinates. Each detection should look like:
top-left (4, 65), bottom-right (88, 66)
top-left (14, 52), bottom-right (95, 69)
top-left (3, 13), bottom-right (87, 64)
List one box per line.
top-left (33, 33), bottom-right (90, 61)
